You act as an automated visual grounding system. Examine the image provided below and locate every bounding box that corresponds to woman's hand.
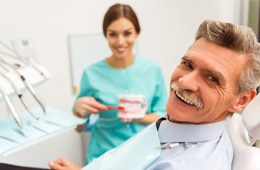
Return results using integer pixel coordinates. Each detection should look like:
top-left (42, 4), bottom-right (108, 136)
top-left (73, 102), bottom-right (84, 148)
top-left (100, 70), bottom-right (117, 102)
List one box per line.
top-left (49, 158), bottom-right (81, 170)
top-left (120, 118), bottom-right (133, 123)
top-left (73, 97), bottom-right (108, 118)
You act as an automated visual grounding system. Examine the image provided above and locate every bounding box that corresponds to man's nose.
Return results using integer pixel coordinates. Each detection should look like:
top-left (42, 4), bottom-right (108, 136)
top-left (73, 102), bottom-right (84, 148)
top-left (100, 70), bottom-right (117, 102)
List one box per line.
top-left (178, 71), bottom-right (199, 92)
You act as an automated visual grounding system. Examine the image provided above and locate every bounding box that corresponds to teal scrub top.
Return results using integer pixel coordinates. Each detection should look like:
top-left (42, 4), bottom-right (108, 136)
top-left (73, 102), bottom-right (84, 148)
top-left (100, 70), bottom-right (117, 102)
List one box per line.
top-left (77, 56), bottom-right (167, 164)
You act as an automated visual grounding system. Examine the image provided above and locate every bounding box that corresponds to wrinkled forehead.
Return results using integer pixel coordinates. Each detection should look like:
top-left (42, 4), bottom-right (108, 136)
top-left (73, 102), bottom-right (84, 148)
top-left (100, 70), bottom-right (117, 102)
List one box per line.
top-left (185, 38), bottom-right (249, 82)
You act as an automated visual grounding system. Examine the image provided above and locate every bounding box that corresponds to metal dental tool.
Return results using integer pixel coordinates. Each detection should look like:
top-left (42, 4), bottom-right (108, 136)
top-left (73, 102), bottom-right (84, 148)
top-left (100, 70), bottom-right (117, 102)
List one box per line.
top-left (0, 83), bottom-right (27, 137)
top-left (20, 74), bottom-right (46, 114)
top-left (0, 58), bottom-right (46, 114)
top-left (0, 65), bottom-right (39, 119)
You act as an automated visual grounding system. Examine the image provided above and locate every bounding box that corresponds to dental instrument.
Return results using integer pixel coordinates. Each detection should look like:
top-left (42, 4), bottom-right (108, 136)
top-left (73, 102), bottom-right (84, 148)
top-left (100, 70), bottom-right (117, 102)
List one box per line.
top-left (0, 58), bottom-right (46, 114)
top-left (0, 65), bottom-right (39, 119)
top-left (0, 83), bottom-right (27, 137)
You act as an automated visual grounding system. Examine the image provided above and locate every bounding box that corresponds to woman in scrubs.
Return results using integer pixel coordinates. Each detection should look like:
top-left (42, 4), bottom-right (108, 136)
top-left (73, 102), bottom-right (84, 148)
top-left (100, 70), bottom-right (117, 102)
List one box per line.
top-left (73, 3), bottom-right (167, 164)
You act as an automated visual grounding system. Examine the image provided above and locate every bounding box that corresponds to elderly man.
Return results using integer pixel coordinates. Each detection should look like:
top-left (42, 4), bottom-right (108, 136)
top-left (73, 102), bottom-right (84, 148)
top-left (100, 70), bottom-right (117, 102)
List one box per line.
top-left (49, 20), bottom-right (260, 170)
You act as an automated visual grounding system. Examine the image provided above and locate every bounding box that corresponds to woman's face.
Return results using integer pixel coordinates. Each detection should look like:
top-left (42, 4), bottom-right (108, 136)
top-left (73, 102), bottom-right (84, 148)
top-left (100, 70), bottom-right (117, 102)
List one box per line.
top-left (106, 17), bottom-right (138, 59)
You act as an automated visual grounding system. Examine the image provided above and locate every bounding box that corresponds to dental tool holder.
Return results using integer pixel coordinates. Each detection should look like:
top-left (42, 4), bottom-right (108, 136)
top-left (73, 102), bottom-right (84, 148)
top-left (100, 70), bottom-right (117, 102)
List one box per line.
top-left (0, 42), bottom-right (86, 167)
top-left (0, 56), bottom-right (50, 100)
top-left (0, 106), bottom-right (85, 156)
top-left (0, 48), bottom-right (68, 156)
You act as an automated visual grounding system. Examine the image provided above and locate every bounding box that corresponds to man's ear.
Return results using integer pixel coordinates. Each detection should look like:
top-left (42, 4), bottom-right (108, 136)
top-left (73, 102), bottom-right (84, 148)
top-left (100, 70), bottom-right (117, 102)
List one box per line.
top-left (228, 89), bottom-right (257, 113)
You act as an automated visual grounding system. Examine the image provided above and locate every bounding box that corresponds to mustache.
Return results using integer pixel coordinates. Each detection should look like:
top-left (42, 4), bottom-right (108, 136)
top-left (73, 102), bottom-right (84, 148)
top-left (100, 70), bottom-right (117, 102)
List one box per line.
top-left (171, 81), bottom-right (204, 110)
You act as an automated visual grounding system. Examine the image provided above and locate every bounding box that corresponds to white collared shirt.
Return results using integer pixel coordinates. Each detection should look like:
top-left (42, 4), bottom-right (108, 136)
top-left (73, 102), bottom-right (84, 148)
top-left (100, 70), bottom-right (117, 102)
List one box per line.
top-left (146, 119), bottom-right (233, 170)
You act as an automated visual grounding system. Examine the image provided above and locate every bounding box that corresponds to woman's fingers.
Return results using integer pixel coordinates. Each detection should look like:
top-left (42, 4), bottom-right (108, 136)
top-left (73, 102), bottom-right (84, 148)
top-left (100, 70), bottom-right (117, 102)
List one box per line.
top-left (86, 97), bottom-right (108, 111)
top-left (121, 118), bottom-right (132, 123)
top-left (74, 97), bottom-right (108, 118)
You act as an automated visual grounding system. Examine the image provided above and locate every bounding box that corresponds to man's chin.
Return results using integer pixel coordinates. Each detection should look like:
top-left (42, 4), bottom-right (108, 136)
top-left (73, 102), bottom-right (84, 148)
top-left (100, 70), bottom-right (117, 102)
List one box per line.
top-left (167, 113), bottom-right (197, 124)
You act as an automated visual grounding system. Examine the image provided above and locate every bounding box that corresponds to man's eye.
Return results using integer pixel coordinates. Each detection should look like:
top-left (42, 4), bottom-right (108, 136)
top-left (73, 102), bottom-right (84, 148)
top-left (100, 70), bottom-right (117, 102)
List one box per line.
top-left (182, 61), bottom-right (192, 69)
top-left (208, 75), bottom-right (219, 84)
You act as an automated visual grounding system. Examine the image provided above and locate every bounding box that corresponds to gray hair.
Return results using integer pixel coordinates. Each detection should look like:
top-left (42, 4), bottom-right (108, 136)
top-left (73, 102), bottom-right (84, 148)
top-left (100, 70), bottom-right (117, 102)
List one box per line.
top-left (195, 20), bottom-right (260, 93)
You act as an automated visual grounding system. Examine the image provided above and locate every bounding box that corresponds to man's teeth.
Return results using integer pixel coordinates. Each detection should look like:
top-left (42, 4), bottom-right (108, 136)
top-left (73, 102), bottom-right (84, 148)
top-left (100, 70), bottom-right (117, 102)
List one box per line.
top-left (176, 91), bottom-right (194, 106)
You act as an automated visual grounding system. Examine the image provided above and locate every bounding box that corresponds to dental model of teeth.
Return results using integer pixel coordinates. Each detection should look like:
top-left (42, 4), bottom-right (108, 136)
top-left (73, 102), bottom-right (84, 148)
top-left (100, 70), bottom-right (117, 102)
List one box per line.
top-left (117, 94), bottom-right (147, 119)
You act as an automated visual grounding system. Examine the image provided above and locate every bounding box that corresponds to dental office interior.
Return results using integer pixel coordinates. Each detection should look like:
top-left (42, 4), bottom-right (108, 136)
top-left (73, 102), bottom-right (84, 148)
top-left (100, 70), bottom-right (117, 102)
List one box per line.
top-left (0, 0), bottom-right (259, 169)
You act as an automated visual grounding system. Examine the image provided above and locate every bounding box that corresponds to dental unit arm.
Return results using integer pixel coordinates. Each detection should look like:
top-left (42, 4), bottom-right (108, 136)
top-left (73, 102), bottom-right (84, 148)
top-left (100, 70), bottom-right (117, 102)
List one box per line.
top-left (0, 40), bottom-right (48, 78)
top-left (0, 64), bottom-right (39, 119)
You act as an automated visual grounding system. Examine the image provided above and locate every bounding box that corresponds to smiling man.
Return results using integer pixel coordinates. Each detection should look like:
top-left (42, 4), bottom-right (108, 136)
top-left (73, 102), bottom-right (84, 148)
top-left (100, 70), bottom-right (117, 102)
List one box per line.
top-left (167, 38), bottom-right (251, 124)
top-left (49, 20), bottom-right (260, 170)
top-left (146, 21), bottom-right (260, 169)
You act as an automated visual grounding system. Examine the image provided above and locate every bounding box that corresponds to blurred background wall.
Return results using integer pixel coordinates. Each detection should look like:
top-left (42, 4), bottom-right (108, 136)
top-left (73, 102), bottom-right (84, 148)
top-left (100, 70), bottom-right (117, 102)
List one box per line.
top-left (0, 0), bottom-right (258, 119)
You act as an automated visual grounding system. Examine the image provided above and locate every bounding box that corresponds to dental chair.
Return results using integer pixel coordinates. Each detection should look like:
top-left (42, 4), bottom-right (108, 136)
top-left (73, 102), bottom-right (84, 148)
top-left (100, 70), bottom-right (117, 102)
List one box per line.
top-left (227, 91), bottom-right (260, 170)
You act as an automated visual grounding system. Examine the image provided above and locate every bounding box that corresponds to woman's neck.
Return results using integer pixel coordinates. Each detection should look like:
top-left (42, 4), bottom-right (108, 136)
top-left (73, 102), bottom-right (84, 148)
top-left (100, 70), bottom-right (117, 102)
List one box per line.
top-left (106, 55), bottom-right (135, 69)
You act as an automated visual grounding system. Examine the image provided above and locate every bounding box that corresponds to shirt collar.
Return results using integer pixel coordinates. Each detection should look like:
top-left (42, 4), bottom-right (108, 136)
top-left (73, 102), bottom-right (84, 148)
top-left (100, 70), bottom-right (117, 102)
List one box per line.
top-left (158, 117), bottom-right (226, 143)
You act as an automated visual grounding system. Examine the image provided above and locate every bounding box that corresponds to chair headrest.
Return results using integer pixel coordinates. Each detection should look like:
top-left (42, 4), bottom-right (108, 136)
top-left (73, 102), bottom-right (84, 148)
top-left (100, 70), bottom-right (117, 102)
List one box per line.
top-left (242, 93), bottom-right (260, 139)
